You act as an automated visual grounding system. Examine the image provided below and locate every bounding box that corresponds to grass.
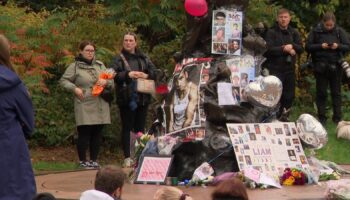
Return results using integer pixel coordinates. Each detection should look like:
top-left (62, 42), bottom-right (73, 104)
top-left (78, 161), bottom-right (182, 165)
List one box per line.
top-left (291, 102), bottom-right (350, 164)
top-left (33, 161), bottom-right (78, 175)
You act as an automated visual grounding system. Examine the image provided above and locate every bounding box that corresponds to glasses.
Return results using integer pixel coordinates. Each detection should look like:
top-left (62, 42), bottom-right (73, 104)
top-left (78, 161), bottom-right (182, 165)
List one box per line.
top-left (84, 49), bottom-right (95, 53)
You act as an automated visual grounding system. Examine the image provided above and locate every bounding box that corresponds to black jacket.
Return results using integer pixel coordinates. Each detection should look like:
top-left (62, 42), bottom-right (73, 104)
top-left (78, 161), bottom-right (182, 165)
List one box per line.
top-left (111, 49), bottom-right (156, 106)
top-left (264, 24), bottom-right (303, 72)
top-left (305, 23), bottom-right (350, 63)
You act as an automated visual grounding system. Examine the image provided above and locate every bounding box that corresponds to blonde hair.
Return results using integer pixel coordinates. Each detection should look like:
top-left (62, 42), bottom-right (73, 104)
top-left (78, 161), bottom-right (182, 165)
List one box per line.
top-left (0, 34), bottom-right (13, 71)
top-left (153, 186), bottom-right (193, 200)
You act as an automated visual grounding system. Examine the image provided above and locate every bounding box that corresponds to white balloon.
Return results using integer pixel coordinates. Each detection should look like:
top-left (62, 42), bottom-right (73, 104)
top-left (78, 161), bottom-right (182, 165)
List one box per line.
top-left (296, 114), bottom-right (328, 149)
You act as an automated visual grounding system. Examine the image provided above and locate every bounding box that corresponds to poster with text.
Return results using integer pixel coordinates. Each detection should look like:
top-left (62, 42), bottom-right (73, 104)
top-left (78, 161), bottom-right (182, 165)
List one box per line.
top-left (212, 10), bottom-right (243, 55)
top-left (227, 122), bottom-right (310, 178)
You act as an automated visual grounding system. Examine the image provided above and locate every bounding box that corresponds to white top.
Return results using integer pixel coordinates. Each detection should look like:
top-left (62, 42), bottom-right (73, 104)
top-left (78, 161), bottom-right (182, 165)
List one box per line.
top-left (173, 83), bottom-right (196, 130)
top-left (80, 190), bottom-right (114, 200)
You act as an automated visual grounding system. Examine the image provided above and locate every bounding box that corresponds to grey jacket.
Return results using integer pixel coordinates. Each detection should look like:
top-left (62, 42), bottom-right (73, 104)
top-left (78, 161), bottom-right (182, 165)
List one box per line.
top-left (60, 59), bottom-right (113, 126)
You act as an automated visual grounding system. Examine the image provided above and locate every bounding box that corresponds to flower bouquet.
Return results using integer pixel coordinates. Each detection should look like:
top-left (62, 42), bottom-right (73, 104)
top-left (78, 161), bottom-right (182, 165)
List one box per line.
top-left (92, 68), bottom-right (115, 96)
top-left (280, 168), bottom-right (307, 186)
top-left (134, 132), bottom-right (152, 165)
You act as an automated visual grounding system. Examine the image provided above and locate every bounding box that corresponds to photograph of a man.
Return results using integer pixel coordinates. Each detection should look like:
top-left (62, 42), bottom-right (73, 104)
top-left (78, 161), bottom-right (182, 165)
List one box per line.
top-left (214, 11), bottom-right (226, 26)
top-left (167, 65), bottom-right (199, 132)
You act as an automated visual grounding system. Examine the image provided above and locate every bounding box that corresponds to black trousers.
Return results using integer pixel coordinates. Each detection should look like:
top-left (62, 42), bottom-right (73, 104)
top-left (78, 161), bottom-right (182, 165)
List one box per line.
top-left (77, 124), bottom-right (104, 162)
top-left (268, 69), bottom-right (295, 114)
top-left (314, 63), bottom-right (343, 122)
top-left (119, 105), bottom-right (149, 158)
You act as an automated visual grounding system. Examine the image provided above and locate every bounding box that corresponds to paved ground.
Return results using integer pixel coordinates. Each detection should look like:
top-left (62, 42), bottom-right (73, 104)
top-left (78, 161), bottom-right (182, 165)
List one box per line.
top-left (35, 166), bottom-right (350, 200)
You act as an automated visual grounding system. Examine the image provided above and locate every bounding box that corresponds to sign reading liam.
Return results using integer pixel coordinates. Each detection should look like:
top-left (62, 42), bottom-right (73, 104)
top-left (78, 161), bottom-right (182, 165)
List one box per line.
top-left (227, 122), bottom-right (310, 178)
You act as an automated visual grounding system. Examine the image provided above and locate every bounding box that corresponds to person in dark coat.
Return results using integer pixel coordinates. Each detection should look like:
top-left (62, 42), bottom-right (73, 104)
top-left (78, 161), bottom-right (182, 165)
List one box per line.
top-left (264, 8), bottom-right (303, 121)
top-left (306, 12), bottom-right (350, 124)
top-left (0, 34), bottom-right (36, 199)
top-left (111, 32), bottom-right (156, 167)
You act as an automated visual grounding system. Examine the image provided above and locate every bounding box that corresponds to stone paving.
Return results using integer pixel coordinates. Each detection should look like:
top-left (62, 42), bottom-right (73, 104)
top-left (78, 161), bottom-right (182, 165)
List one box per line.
top-left (35, 166), bottom-right (350, 200)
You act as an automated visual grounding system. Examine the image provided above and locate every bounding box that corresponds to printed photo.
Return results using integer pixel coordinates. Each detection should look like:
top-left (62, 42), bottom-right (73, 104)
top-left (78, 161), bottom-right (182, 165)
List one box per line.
top-left (285, 138), bottom-right (291, 146)
top-left (212, 27), bottom-right (226, 42)
top-left (245, 155), bottom-right (252, 165)
top-left (213, 11), bottom-right (226, 26)
top-left (254, 124), bottom-right (261, 134)
top-left (292, 138), bottom-right (300, 144)
top-left (295, 145), bottom-right (301, 153)
top-left (249, 132), bottom-right (257, 141)
top-left (288, 149), bottom-right (297, 161)
top-left (299, 155), bottom-right (307, 164)
top-left (284, 124), bottom-right (291, 136)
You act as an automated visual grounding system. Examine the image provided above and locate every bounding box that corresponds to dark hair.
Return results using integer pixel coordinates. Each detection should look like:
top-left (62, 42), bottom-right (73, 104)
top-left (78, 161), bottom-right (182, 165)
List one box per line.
top-left (78, 40), bottom-right (96, 51)
top-left (322, 11), bottom-right (336, 23)
top-left (0, 34), bottom-right (14, 71)
top-left (94, 165), bottom-right (126, 195)
top-left (215, 12), bottom-right (226, 19)
top-left (211, 178), bottom-right (249, 200)
top-left (124, 32), bottom-right (138, 41)
top-left (277, 8), bottom-right (290, 16)
top-left (32, 192), bottom-right (56, 200)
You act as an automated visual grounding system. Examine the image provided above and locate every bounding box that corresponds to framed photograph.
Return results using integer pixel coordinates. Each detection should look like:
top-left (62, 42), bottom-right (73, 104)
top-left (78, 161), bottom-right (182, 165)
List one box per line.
top-left (135, 155), bottom-right (173, 184)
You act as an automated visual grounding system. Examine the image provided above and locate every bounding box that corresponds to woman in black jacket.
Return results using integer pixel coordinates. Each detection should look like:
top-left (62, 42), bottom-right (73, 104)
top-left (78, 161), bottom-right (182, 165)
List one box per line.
top-left (306, 12), bottom-right (350, 124)
top-left (112, 32), bottom-right (156, 167)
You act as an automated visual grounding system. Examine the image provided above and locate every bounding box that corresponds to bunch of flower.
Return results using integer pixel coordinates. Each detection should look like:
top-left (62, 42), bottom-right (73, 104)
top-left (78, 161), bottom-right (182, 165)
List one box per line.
top-left (92, 68), bottom-right (115, 96)
top-left (134, 132), bottom-right (152, 163)
top-left (280, 168), bottom-right (307, 186)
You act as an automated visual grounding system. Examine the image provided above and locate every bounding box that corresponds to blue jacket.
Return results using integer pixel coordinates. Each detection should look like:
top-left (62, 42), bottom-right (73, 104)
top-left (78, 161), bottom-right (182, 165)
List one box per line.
top-left (0, 65), bottom-right (36, 199)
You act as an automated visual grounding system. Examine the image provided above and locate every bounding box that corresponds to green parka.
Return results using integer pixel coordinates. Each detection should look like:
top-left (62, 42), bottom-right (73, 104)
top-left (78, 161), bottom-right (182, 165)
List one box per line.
top-left (60, 59), bottom-right (113, 126)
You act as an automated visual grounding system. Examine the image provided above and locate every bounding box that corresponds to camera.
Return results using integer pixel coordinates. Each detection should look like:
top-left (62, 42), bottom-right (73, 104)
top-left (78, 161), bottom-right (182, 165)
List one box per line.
top-left (339, 60), bottom-right (350, 78)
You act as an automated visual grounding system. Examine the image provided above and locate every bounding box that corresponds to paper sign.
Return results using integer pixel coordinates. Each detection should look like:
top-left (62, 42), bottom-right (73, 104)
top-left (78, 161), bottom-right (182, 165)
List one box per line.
top-left (218, 82), bottom-right (237, 105)
top-left (135, 155), bottom-right (173, 184)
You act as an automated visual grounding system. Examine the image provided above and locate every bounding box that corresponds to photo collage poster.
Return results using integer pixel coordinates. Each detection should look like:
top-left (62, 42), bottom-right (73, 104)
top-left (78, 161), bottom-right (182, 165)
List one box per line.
top-left (226, 122), bottom-right (310, 178)
top-left (226, 55), bottom-right (255, 103)
top-left (162, 60), bottom-right (211, 141)
top-left (212, 10), bottom-right (243, 55)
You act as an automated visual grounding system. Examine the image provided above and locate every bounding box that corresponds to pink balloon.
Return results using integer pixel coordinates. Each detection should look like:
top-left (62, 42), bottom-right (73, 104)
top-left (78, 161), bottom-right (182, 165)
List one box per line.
top-left (184, 0), bottom-right (208, 17)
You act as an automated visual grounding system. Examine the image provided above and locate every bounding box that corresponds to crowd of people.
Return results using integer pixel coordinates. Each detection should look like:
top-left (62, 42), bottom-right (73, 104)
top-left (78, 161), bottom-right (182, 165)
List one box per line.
top-left (1, 3), bottom-right (349, 199)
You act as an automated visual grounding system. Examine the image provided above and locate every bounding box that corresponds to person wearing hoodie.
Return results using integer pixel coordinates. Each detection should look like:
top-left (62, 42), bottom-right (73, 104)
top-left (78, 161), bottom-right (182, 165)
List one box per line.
top-left (0, 34), bottom-right (36, 199)
top-left (111, 32), bottom-right (156, 167)
top-left (60, 41), bottom-right (113, 169)
top-left (263, 8), bottom-right (303, 121)
top-left (80, 165), bottom-right (126, 200)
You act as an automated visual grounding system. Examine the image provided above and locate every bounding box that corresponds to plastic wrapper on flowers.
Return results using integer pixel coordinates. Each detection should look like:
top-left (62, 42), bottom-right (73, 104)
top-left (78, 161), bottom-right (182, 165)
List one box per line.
top-left (325, 180), bottom-right (350, 200)
top-left (157, 135), bottom-right (179, 155)
top-left (296, 114), bottom-right (328, 149)
top-left (245, 75), bottom-right (282, 109)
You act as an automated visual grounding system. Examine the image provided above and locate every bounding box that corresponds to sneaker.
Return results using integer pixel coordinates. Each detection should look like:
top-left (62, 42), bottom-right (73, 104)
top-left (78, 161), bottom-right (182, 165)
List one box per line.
top-left (79, 161), bottom-right (93, 169)
top-left (123, 157), bottom-right (133, 168)
top-left (89, 161), bottom-right (100, 169)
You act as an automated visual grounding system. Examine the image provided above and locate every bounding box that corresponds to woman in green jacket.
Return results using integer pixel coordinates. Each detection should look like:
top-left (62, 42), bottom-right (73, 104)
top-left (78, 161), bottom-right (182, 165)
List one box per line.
top-left (60, 41), bottom-right (113, 168)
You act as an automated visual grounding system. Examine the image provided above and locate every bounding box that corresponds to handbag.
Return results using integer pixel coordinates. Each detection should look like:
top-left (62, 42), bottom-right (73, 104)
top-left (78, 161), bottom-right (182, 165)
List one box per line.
top-left (136, 78), bottom-right (155, 94)
top-left (120, 53), bottom-right (155, 94)
top-left (100, 87), bottom-right (114, 103)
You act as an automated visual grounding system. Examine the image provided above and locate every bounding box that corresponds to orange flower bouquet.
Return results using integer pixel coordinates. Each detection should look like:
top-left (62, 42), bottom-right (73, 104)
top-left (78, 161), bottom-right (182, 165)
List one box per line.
top-left (92, 69), bottom-right (115, 96)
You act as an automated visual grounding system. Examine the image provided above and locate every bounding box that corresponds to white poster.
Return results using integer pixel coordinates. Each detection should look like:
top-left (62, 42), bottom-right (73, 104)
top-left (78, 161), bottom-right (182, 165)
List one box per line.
top-left (212, 10), bottom-right (243, 55)
top-left (227, 55), bottom-right (256, 102)
top-left (227, 122), bottom-right (310, 178)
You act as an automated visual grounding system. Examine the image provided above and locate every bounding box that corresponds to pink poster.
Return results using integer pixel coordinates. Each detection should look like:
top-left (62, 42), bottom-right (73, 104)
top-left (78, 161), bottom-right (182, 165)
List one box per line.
top-left (135, 156), bottom-right (173, 184)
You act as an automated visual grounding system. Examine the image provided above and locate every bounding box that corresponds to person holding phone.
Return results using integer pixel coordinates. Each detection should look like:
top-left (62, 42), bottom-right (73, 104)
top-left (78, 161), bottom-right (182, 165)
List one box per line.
top-left (306, 12), bottom-right (350, 124)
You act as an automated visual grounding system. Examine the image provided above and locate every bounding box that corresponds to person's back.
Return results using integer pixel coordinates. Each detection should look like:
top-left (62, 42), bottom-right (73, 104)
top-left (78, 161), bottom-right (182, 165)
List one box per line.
top-left (80, 165), bottom-right (126, 200)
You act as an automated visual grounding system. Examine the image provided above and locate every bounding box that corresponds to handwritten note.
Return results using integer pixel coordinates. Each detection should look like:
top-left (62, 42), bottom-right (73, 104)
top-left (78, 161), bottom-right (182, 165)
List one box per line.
top-left (136, 156), bottom-right (173, 184)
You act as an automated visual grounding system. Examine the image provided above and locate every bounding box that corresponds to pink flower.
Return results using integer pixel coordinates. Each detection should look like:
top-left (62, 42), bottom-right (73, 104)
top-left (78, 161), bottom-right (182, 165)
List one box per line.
top-left (136, 131), bottom-right (143, 138)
